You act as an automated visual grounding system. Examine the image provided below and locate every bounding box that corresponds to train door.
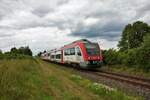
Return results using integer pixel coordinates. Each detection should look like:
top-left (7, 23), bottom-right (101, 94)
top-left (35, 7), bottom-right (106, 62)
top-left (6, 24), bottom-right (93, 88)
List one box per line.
top-left (61, 50), bottom-right (64, 63)
top-left (76, 47), bottom-right (82, 63)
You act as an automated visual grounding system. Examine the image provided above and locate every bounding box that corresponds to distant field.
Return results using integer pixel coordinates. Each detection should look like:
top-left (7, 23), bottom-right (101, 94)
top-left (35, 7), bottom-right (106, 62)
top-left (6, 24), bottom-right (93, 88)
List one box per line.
top-left (0, 59), bottom-right (143, 100)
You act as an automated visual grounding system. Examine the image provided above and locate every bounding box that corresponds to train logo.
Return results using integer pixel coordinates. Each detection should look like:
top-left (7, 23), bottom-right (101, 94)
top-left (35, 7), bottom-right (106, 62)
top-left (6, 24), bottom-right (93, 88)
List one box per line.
top-left (41, 39), bottom-right (103, 69)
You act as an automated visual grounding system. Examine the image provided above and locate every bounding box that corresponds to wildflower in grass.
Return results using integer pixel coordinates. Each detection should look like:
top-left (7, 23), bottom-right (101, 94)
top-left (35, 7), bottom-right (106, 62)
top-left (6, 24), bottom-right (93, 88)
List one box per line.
top-left (71, 74), bottom-right (82, 80)
top-left (89, 82), bottom-right (115, 93)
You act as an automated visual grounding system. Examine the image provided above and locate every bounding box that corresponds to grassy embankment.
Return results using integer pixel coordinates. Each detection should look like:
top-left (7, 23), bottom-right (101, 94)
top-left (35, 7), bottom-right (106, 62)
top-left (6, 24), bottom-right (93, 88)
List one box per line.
top-left (0, 58), bottom-right (143, 100)
top-left (101, 65), bottom-right (150, 78)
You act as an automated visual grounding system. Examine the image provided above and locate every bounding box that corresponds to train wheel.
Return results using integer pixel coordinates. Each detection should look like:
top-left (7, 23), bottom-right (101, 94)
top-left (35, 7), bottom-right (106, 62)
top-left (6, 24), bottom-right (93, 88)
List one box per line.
top-left (72, 63), bottom-right (80, 69)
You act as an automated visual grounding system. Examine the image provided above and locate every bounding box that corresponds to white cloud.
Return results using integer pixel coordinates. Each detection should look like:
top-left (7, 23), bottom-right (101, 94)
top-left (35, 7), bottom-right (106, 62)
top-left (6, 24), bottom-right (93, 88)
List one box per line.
top-left (83, 18), bottom-right (99, 26)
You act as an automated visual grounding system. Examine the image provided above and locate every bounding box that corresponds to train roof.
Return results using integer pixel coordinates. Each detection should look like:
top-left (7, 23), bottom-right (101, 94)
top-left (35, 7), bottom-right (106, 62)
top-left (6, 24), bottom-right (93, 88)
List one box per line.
top-left (64, 39), bottom-right (91, 46)
top-left (60, 39), bottom-right (93, 49)
top-left (72, 39), bottom-right (91, 43)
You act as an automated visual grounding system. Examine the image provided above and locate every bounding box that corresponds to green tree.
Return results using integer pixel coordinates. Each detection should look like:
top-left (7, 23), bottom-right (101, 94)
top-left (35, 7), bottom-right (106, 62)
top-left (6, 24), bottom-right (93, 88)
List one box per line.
top-left (135, 34), bottom-right (150, 72)
top-left (18, 46), bottom-right (32, 56)
top-left (0, 50), bottom-right (2, 54)
top-left (24, 46), bottom-right (32, 56)
top-left (118, 24), bottom-right (131, 51)
top-left (10, 47), bottom-right (18, 54)
top-left (118, 21), bottom-right (150, 51)
top-left (102, 49), bottom-right (120, 65)
top-left (37, 52), bottom-right (42, 57)
top-left (9, 46), bottom-right (32, 56)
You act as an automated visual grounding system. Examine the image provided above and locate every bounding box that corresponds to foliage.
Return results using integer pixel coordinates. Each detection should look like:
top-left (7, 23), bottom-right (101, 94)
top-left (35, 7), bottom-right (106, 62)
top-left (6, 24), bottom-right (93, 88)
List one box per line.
top-left (10, 46), bottom-right (32, 56)
top-left (102, 49), bottom-right (117, 65)
top-left (0, 53), bottom-right (33, 60)
top-left (118, 24), bottom-right (131, 51)
top-left (0, 46), bottom-right (33, 59)
top-left (118, 21), bottom-right (150, 51)
top-left (103, 21), bottom-right (150, 72)
top-left (0, 50), bottom-right (2, 54)
top-left (124, 49), bottom-right (137, 65)
top-left (37, 52), bottom-right (42, 57)
top-left (135, 34), bottom-right (150, 72)
top-left (102, 47), bottom-right (149, 72)
top-left (102, 49), bottom-right (125, 65)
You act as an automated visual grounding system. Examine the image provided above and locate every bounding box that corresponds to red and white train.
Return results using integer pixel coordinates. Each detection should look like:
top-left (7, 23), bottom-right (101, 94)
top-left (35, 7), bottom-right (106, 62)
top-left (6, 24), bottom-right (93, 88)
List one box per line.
top-left (41, 39), bottom-right (103, 69)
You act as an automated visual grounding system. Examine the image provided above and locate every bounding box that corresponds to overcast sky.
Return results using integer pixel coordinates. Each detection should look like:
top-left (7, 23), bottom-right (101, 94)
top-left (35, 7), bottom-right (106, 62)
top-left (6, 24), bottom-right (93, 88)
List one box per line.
top-left (0, 0), bottom-right (150, 54)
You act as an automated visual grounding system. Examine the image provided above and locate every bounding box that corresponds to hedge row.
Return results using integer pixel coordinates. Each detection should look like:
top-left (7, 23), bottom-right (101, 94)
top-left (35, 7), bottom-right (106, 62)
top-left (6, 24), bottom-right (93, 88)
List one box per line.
top-left (102, 35), bottom-right (150, 72)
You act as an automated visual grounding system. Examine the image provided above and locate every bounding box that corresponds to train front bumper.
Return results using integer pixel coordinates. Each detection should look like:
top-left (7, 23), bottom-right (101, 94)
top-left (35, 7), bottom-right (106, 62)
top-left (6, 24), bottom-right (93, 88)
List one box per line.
top-left (79, 60), bottom-right (102, 69)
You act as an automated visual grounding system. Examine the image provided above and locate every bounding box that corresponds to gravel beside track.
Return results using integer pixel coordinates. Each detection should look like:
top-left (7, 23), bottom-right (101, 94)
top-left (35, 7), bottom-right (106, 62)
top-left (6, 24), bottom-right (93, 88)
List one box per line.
top-left (76, 70), bottom-right (150, 100)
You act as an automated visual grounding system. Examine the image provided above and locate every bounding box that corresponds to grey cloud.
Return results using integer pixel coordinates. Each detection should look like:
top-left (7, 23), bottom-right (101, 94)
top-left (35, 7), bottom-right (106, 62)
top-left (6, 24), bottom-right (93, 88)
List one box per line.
top-left (68, 10), bottom-right (126, 41)
top-left (70, 20), bottom-right (124, 41)
top-left (135, 2), bottom-right (150, 19)
top-left (32, 7), bottom-right (53, 17)
top-left (31, 0), bottom-right (69, 17)
top-left (0, 33), bottom-right (14, 38)
top-left (57, 0), bottom-right (69, 5)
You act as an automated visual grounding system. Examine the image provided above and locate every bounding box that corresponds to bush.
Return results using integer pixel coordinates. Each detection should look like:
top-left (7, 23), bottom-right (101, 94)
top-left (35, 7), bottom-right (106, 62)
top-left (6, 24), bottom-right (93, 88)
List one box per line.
top-left (135, 34), bottom-right (150, 72)
top-left (0, 46), bottom-right (33, 60)
top-left (117, 52), bottom-right (127, 65)
top-left (0, 53), bottom-right (33, 60)
top-left (102, 34), bottom-right (150, 72)
top-left (10, 46), bottom-right (32, 56)
top-left (102, 49), bottom-right (121, 65)
top-left (124, 49), bottom-right (137, 66)
top-left (0, 50), bottom-right (2, 54)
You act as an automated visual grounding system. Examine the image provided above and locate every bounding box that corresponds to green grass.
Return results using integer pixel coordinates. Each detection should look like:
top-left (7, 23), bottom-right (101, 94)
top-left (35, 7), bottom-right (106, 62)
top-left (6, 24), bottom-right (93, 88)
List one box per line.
top-left (101, 65), bottom-right (150, 78)
top-left (0, 59), bottom-right (143, 100)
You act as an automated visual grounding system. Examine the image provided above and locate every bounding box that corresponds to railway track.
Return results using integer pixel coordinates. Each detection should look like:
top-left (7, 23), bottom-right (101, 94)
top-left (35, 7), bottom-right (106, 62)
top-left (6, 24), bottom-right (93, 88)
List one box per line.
top-left (84, 70), bottom-right (150, 89)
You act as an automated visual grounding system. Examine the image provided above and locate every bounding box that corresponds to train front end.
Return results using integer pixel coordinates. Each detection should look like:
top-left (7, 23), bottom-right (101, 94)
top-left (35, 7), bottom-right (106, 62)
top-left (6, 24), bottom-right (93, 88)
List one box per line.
top-left (80, 42), bottom-right (103, 69)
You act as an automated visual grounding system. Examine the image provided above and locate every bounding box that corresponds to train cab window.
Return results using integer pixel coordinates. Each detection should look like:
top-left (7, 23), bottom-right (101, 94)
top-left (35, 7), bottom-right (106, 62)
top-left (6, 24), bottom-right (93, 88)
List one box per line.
top-left (84, 43), bottom-right (99, 55)
top-left (76, 47), bottom-right (81, 56)
top-left (70, 47), bottom-right (75, 55)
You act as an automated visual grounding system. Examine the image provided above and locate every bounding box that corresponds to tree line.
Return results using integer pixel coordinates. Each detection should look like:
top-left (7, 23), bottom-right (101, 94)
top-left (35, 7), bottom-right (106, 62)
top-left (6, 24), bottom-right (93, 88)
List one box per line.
top-left (0, 46), bottom-right (32, 59)
top-left (102, 21), bottom-right (150, 72)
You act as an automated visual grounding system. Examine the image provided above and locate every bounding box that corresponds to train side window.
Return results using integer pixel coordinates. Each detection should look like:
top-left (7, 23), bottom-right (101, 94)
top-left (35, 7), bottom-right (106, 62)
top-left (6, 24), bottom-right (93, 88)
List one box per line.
top-left (67, 49), bottom-right (70, 55)
top-left (68, 49), bottom-right (71, 55)
top-left (70, 47), bottom-right (75, 55)
top-left (64, 49), bottom-right (67, 55)
top-left (56, 54), bottom-right (61, 59)
top-left (64, 49), bottom-right (68, 55)
top-left (76, 47), bottom-right (81, 56)
top-left (64, 49), bottom-right (70, 55)
top-left (51, 55), bottom-right (54, 58)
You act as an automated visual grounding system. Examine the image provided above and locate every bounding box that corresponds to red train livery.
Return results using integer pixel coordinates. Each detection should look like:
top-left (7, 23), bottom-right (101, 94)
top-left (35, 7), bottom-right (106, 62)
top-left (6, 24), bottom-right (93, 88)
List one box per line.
top-left (41, 39), bottom-right (103, 69)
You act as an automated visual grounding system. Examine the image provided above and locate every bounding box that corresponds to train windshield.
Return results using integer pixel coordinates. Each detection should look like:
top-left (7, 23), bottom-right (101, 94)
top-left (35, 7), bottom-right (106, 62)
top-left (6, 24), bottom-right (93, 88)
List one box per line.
top-left (84, 43), bottom-right (100, 55)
